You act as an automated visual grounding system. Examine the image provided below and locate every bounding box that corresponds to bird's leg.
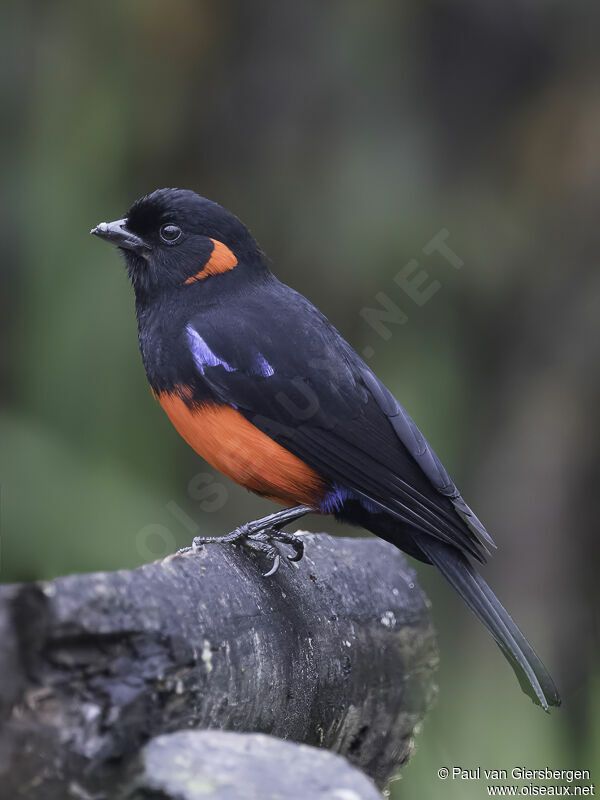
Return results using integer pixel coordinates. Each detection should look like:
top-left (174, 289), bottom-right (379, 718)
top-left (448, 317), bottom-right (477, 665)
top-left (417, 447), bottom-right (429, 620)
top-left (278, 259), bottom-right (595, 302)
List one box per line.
top-left (178, 505), bottom-right (314, 576)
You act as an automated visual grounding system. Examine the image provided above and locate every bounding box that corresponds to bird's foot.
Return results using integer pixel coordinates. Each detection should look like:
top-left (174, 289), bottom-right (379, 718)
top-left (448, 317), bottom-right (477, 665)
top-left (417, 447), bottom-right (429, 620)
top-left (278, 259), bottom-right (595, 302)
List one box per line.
top-left (235, 526), bottom-right (305, 577)
top-left (178, 505), bottom-right (312, 576)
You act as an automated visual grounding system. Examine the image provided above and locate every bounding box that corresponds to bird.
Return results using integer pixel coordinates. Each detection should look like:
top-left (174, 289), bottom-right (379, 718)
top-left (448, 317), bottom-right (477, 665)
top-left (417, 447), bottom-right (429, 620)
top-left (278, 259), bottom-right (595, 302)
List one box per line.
top-left (91, 187), bottom-right (560, 711)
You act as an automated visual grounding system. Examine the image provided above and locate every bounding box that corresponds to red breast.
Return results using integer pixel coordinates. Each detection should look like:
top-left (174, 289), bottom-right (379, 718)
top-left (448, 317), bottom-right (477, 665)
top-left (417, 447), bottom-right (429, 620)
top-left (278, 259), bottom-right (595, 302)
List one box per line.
top-left (156, 389), bottom-right (327, 507)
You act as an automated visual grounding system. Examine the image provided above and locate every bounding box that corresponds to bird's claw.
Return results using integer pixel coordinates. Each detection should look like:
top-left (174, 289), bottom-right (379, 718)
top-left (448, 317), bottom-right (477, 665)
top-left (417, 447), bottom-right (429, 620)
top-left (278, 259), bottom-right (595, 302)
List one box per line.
top-left (181, 524), bottom-right (305, 577)
top-left (267, 528), bottom-right (304, 563)
top-left (262, 553), bottom-right (281, 578)
top-left (236, 527), bottom-right (304, 576)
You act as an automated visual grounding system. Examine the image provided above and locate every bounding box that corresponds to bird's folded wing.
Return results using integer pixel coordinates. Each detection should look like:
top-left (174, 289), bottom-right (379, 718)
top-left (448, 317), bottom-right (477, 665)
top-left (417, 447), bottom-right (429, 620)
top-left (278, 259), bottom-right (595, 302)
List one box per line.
top-left (187, 299), bottom-right (493, 561)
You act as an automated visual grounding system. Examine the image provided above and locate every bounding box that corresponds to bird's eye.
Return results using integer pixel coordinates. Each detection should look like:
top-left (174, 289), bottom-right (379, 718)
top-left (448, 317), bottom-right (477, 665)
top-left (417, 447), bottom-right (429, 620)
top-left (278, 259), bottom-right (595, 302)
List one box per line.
top-left (160, 224), bottom-right (182, 243)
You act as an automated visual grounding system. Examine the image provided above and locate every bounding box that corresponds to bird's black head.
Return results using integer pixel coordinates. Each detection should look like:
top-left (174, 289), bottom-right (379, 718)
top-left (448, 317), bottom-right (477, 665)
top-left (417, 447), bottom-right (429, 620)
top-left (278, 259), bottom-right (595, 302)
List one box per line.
top-left (91, 188), bottom-right (267, 302)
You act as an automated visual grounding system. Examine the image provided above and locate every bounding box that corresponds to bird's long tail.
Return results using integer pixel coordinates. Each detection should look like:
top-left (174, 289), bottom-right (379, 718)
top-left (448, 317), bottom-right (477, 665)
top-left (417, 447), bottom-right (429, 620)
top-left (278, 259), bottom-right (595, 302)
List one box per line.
top-left (414, 535), bottom-right (561, 710)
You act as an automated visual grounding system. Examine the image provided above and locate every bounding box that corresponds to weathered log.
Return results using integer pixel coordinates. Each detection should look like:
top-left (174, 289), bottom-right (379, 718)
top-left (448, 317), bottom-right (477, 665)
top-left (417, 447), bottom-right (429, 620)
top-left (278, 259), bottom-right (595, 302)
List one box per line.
top-left (120, 729), bottom-right (382, 800)
top-left (0, 532), bottom-right (437, 799)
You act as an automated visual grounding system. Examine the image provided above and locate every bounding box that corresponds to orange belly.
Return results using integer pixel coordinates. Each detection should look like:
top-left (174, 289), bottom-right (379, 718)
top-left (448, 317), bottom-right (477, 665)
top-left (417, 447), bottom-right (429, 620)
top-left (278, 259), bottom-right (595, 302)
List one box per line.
top-left (156, 389), bottom-right (327, 507)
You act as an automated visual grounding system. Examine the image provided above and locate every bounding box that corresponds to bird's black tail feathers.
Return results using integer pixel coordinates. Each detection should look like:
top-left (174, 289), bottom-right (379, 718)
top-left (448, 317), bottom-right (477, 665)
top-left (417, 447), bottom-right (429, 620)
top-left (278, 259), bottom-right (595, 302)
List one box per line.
top-left (415, 535), bottom-right (561, 711)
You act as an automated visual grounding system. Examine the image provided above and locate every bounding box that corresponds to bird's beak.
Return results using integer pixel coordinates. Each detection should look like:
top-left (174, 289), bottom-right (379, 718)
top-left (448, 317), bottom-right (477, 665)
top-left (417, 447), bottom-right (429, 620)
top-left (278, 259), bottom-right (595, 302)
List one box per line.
top-left (90, 218), bottom-right (150, 254)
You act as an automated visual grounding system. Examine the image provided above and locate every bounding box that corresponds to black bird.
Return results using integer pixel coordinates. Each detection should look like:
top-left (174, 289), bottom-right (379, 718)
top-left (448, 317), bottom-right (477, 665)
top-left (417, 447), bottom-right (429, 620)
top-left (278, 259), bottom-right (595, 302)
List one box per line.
top-left (92, 188), bottom-right (560, 710)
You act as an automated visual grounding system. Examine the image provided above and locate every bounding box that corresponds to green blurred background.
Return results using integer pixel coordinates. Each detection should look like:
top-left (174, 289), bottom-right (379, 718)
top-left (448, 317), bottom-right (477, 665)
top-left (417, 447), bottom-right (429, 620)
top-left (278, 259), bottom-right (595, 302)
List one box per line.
top-left (2, 1), bottom-right (599, 795)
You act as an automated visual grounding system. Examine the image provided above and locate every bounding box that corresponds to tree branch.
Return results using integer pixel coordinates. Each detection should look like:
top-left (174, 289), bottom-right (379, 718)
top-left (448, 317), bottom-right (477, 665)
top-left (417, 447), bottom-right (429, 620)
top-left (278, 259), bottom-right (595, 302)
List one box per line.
top-left (0, 532), bottom-right (437, 799)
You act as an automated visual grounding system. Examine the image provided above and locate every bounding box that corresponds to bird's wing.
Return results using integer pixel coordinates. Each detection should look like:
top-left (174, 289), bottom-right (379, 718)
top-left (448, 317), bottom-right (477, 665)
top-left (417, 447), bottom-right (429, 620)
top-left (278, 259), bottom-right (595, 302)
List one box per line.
top-left (186, 286), bottom-right (494, 561)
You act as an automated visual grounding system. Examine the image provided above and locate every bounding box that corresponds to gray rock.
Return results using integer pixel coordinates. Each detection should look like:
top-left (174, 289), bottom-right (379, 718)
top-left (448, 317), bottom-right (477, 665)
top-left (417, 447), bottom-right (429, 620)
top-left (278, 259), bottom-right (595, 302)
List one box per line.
top-left (122, 730), bottom-right (382, 800)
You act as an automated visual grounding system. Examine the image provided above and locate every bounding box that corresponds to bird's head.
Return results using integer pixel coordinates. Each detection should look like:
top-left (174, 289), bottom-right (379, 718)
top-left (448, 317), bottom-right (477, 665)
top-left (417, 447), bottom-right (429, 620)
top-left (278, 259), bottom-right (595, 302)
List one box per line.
top-left (91, 188), bottom-right (267, 302)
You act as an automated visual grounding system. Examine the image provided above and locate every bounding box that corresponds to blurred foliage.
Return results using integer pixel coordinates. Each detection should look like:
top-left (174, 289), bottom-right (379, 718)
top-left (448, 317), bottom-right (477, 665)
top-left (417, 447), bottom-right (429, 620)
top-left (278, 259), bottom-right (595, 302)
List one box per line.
top-left (1, 0), bottom-right (599, 794)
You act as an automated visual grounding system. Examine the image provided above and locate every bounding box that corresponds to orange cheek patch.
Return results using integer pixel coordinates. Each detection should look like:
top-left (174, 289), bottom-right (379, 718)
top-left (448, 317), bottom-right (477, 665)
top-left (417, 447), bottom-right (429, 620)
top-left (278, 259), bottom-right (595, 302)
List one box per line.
top-left (156, 390), bottom-right (327, 507)
top-left (185, 239), bottom-right (238, 284)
